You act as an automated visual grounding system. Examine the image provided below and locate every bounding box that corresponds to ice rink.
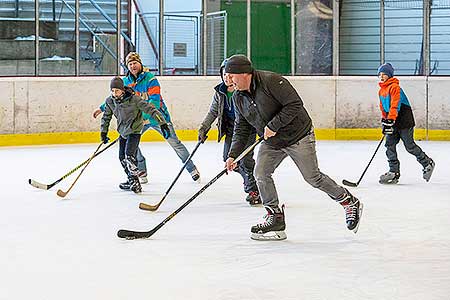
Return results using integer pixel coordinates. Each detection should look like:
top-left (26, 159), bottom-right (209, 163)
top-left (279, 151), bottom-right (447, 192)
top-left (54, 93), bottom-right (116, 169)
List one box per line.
top-left (2, 139), bottom-right (449, 300)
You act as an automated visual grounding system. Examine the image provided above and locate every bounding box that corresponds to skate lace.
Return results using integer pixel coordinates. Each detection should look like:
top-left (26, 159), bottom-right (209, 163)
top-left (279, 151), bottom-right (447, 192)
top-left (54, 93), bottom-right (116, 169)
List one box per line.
top-left (256, 213), bottom-right (274, 229)
top-left (344, 203), bottom-right (357, 222)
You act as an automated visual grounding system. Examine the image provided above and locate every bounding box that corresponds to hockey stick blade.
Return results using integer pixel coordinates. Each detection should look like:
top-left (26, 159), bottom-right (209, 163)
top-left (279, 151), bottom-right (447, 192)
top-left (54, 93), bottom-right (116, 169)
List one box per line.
top-left (342, 179), bottom-right (358, 187)
top-left (28, 179), bottom-right (50, 190)
top-left (117, 229), bottom-right (155, 240)
top-left (139, 202), bottom-right (160, 211)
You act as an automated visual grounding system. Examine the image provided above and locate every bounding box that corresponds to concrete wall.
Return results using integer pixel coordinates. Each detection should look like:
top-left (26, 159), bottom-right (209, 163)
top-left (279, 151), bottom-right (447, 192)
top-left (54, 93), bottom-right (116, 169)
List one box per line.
top-left (0, 76), bottom-right (449, 135)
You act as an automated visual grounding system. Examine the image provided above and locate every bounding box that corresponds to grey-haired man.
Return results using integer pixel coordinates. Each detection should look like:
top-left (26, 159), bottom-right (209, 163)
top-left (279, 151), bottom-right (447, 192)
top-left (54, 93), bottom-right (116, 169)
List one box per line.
top-left (224, 54), bottom-right (363, 241)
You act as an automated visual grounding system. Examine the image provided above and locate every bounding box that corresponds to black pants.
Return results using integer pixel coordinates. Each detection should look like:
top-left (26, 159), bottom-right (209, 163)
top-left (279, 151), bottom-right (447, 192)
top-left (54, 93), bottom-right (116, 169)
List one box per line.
top-left (119, 134), bottom-right (141, 179)
top-left (222, 122), bottom-right (258, 193)
top-left (385, 127), bottom-right (430, 173)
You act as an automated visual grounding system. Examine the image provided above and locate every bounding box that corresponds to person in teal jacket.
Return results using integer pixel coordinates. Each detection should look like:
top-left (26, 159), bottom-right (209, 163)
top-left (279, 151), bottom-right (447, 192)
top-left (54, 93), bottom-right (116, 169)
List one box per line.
top-left (93, 52), bottom-right (200, 183)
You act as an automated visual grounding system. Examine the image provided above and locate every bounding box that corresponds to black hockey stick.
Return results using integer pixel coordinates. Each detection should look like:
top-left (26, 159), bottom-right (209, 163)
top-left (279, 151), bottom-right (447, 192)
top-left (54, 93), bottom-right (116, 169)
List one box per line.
top-left (117, 137), bottom-right (263, 240)
top-left (139, 139), bottom-right (204, 212)
top-left (28, 138), bottom-right (118, 190)
top-left (56, 142), bottom-right (104, 198)
top-left (342, 135), bottom-right (385, 187)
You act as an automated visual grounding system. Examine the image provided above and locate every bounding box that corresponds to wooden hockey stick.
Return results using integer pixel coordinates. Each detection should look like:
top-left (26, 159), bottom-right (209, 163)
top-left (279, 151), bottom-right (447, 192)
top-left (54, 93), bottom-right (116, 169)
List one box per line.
top-left (56, 143), bottom-right (104, 198)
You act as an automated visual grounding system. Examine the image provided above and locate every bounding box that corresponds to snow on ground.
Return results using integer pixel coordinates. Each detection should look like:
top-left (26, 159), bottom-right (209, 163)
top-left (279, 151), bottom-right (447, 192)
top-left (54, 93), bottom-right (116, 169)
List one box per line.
top-left (1, 140), bottom-right (449, 300)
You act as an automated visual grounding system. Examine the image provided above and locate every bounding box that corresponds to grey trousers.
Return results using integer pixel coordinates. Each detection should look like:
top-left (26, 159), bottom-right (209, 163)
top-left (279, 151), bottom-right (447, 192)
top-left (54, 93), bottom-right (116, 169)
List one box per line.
top-left (385, 127), bottom-right (430, 173)
top-left (254, 130), bottom-right (346, 207)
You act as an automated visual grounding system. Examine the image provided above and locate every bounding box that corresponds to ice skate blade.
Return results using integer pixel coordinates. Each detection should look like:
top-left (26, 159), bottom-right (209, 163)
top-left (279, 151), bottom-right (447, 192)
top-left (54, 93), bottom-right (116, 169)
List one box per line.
top-left (379, 179), bottom-right (399, 184)
top-left (251, 231), bottom-right (287, 241)
top-left (351, 203), bottom-right (364, 234)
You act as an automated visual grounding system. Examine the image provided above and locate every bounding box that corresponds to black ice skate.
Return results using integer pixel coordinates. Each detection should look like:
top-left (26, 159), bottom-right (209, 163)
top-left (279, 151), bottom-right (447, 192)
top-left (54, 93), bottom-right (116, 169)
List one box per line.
top-left (119, 180), bottom-right (131, 191)
top-left (190, 168), bottom-right (200, 182)
top-left (129, 177), bottom-right (142, 194)
top-left (138, 171), bottom-right (148, 184)
top-left (423, 159), bottom-right (435, 182)
top-left (246, 191), bottom-right (262, 206)
top-left (250, 205), bottom-right (287, 241)
top-left (338, 190), bottom-right (363, 234)
top-left (379, 171), bottom-right (400, 184)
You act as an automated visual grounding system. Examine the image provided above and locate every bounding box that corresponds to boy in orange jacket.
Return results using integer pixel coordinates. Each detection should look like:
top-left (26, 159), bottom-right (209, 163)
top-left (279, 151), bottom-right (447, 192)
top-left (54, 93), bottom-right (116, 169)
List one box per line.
top-left (377, 63), bottom-right (435, 184)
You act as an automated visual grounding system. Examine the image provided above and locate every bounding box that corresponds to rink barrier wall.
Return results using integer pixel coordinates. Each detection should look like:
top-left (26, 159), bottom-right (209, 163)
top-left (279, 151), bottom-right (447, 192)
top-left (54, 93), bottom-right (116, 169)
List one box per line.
top-left (2, 128), bottom-right (449, 147)
top-left (0, 76), bottom-right (449, 146)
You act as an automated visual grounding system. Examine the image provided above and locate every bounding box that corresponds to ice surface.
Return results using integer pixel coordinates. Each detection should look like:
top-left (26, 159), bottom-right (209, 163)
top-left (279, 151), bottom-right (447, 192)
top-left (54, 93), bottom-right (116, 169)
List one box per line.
top-left (1, 140), bottom-right (449, 300)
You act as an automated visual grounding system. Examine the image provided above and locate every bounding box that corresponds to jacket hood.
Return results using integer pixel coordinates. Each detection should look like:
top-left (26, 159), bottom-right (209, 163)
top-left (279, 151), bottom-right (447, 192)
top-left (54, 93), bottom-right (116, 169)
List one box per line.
top-left (379, 77), bottom-right (399, 88)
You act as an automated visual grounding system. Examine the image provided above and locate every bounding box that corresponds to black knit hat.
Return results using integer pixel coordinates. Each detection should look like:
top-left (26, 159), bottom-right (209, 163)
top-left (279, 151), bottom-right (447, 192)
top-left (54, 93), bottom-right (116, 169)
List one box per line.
top-left (110, 76), bottom-right (125, 90)
top-left (224, 54), bottom-right (253, 74)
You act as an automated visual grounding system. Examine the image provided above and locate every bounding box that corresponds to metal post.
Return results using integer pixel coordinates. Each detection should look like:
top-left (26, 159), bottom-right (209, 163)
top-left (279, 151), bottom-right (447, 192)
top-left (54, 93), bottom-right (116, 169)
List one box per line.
top-left (291, 0), bottom-right (295, 75)
top-left (52, 0), bottom-right (56, 21)
top-left (423, 0), bottom-right (431, 140)
top-left (246, 0), bottom-right (251, 58)
top-left (380, 0), bottom-right (385, 64)
top-left (117, 0), bottom-right (122, 74)
top-left (15, 0), bottom-right (19, 18)
top-left (35, 0), bottom-right (39, 75)
top-left (332, 0), bottom-right (339, 75)
top-left (423, 0), bottom-right (430, 76)
top-left (75, 0), bottom-right (80, 76)
top-left (159, 0), bottom-right (164, 75)
top-left (202, 0), bottom-right (207, 75)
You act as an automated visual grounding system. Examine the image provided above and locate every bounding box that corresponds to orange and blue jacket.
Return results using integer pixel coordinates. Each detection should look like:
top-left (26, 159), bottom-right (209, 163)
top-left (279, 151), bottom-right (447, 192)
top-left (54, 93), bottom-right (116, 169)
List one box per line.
top-left (378, 77), bottom-right (415, 129)
top-left (100, 67), bottom-right (171, 127)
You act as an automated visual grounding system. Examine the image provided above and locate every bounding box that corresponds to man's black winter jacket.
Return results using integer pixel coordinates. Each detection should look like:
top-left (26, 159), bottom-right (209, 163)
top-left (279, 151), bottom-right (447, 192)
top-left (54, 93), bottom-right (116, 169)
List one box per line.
top-left (229, 70), bottom-right (312, 158)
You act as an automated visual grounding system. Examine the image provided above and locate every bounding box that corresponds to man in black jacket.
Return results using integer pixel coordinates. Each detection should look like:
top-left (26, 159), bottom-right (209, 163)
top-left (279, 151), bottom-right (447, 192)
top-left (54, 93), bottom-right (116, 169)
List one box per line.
top-left (224, 55), bottom-right (363, 241)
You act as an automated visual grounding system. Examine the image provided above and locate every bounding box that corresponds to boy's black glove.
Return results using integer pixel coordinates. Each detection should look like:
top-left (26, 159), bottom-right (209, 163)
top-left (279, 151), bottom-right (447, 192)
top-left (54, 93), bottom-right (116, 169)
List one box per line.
top-left (381, 118), bottom-right (395, 135)
top-left (160, 123), bottom-right (171, 139)
top-left (100, 131), bottom-right (110, 144)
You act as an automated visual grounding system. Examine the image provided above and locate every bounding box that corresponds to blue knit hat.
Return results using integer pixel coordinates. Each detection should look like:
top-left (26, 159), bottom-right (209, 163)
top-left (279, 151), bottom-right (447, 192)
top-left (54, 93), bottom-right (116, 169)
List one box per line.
top-left (377, 63), bottom-right (394, 78)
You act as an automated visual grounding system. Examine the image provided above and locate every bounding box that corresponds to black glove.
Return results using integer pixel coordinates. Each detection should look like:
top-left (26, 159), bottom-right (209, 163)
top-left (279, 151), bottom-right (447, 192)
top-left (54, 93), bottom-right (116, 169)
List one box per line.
top-left (100, 132), bottom-right (109, 144)
top-left (160, 123), bottom-right (171, 139)
top-left (381, 118), bottom-right (395, 135)
top-left (198, 128), bottom-right (208, 142)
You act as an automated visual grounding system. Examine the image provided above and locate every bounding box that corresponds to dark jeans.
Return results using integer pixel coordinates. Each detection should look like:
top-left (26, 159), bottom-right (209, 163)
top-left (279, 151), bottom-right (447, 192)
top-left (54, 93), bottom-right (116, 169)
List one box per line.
top-left (223, 126), bottom-right (258, 194)
top-left (119, 134), bottom-right (141, 162)
top-left (385, 127), bottom-right (430, 173)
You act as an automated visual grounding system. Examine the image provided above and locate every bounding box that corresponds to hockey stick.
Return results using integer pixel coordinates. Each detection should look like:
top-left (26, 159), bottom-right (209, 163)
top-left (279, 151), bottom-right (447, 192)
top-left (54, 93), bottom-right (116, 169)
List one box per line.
top-left (56, 142), bottom-right (104, 198)
top-left (117, 137), bottom-right (263, 240)
top-left (139, 140), bottom-right (204, 212)
top-left (342, 135), bottom-right (385, 187)
top-left (29, 138), bottom-right (118, 190)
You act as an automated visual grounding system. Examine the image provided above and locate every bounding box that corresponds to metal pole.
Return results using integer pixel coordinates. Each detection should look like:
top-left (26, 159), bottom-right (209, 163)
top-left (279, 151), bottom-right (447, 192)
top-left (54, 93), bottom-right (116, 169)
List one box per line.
top-left (202, 0), bottom-right (207, 75)
top-left (75, 0), bottom-right (80, 75)
top-left (291, 0), bottom-right (295, 75)
top-left (380, 0), bottom-right (385, 64)
top-left (423, 0), bottom-right (431, 140)
top-left (15, 0), bottom-right (19, 18)
top-left (35, 0), bottom-right (39, 76)
top-left (423, 0), bottom-right (430, 76)
top-left (117, 0), bottom-right (122, 74)
top-left (52, 0), bottom-right (56, 21)
top-left (159, 0), bottom-right (164, 75)
top-left (246, 0), bottom-right (251, 58)
top-left (332, 0), bottom-right (339, 75)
